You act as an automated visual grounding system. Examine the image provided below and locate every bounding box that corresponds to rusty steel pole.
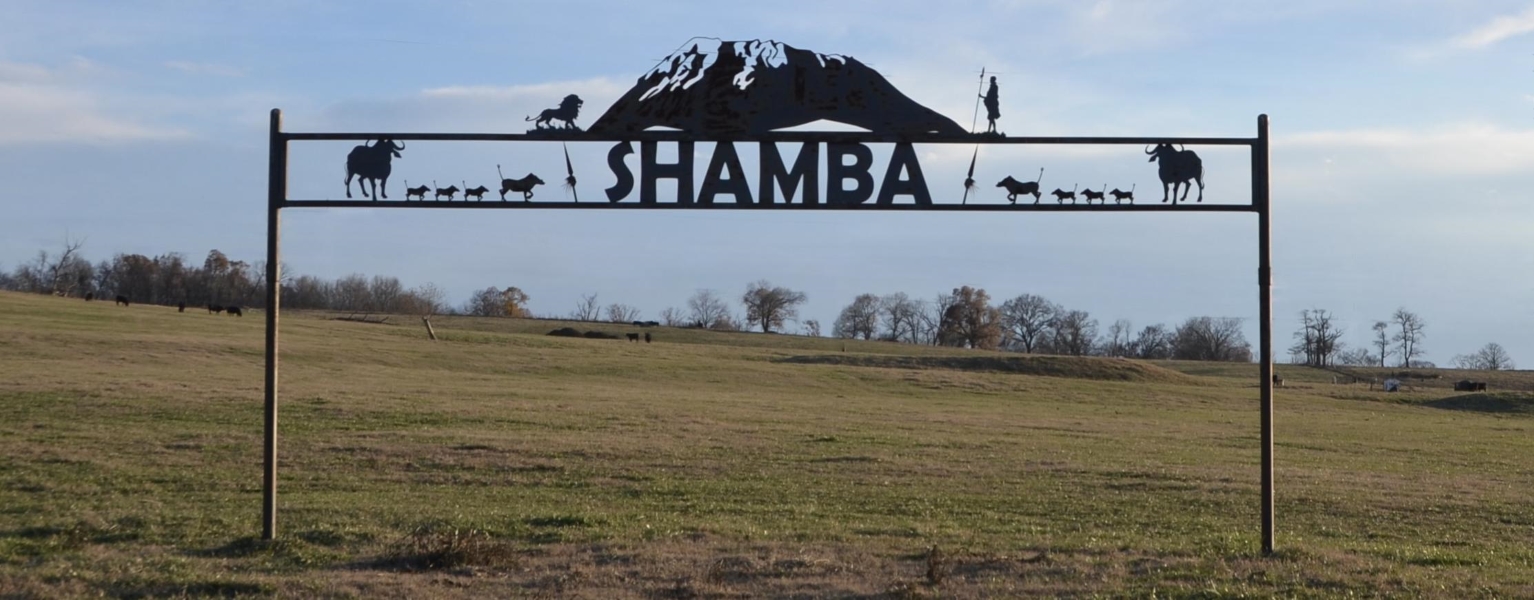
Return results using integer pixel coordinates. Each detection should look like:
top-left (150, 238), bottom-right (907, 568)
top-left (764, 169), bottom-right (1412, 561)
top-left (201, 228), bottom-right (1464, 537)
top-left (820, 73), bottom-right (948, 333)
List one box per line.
top-left (263, 109), bottom-right (286, 540)
top-left (1253, 114), bottom-right (1274, 555)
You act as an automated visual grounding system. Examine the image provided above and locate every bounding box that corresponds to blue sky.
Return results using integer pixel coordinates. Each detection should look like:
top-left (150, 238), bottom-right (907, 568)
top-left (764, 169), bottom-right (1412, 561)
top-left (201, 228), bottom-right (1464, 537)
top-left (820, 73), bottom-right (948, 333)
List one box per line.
top-left (2, 0), bottom-right (1532, 365)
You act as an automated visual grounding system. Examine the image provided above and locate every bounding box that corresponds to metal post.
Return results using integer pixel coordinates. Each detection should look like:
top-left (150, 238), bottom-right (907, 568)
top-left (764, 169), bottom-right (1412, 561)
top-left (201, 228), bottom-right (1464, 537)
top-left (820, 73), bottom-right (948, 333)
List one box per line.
top-left (263, 109), bottom-right (286, 540)
top-left (1254, 114), bottom-right (1274, 555)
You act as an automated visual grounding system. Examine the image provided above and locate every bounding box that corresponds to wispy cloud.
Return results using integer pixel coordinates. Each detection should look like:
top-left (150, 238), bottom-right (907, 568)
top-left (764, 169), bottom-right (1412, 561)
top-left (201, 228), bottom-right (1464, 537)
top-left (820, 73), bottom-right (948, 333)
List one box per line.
top-left (164, 60), bottom-right (245, 77)
top-left (1281, 123), bottom-right (1534, 176)
top-left (0, 59), bottom-right (190, 144)
top-left (1450, 5), bottom-right (1534, 49)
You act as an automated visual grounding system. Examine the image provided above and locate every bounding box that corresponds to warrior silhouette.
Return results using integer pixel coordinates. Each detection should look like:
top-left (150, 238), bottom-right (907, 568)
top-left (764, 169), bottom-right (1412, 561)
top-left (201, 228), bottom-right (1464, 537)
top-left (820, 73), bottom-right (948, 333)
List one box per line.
top-left (980, 76), bottom-right (1000, 134)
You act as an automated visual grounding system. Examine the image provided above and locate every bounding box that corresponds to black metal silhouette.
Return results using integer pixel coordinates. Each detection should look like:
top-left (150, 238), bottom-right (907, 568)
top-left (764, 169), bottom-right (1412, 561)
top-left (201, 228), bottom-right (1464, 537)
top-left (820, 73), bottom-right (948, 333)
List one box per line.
top-left (1081, 185), bottom-right (1106, 205)
top-left (433, 181), bottom-right (459, 201)
top-left (404, 181), bottom-right (430, 201)
top-left (527, 95), bottom-right (584, 130)
top-left (1050, 184), bottom-right (1078, 204)
top-left (590, 39), bottom-right (965, 135)
top-left (463, 182), bottom-right (489, 201)
top-left (1146, 144), bottom-right (1204, 204)
top-left (1109, 184), bottom-right (1136, 204)
top-left (344, 139), bottom-right (404, 199)
top-left (497, 164), bottom-right (544, 201)
top-left (962, 148), bottom-right (978, 205)
top-left (563, 143), bottom-right (579, 202)
top-left (997, 168), bottom-right (1044, 204)
top-left (981, 76), bottom-right (1000, 134)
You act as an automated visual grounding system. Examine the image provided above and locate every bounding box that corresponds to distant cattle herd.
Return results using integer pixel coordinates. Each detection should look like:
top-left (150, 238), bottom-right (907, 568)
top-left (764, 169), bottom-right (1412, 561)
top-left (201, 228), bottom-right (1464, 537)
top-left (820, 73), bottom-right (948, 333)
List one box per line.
top-left (84, 293), bottom-right (243, 317)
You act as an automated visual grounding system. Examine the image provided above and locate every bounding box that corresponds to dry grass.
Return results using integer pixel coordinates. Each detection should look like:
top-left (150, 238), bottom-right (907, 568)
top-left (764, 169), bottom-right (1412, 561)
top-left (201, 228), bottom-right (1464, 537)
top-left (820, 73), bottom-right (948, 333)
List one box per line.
top-left (1, 291), bottom-right (1531, 597)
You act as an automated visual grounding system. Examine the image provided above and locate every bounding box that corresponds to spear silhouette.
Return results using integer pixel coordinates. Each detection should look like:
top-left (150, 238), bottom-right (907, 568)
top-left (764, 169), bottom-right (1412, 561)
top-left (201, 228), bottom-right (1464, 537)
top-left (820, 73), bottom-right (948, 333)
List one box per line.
top-left (563, 143), bottom-right (578, 202)
top-left (962, 67), bottom-right (985, 205)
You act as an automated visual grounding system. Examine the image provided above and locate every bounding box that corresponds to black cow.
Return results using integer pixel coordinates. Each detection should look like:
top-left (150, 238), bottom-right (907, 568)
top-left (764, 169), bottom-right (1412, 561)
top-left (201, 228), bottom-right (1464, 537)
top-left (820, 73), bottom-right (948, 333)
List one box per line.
top-left (226, 306), bottom-right (243, 317)
top-left (644, 332), bottom-right (652, 344)
top-left (115, 295), bottom-right (130, 307)
top-left (345, 138), bottom-right (405, 199)
top-left (1146, 143), bottom-right (1205, 204)
top-left (208, 304), bottom-right (224, 315)
top-left (626, 333), bottom-right (639, 342)
top-left (84, 292), bottom-right (94, 301)
top-left (178, 302), bottom-right (186, 313)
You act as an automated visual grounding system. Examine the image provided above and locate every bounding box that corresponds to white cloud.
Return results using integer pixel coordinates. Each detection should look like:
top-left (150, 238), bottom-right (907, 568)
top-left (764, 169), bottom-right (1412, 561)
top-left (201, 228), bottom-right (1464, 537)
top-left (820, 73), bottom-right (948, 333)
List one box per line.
top-left (1280, 124), bottom-right (1534, 176)
top-left (0, 60), bottom-right (190, 144)
top-left (164, 60), bottom-right (245, 77)
top-left (1451, 5), bottom-right (1534, 49)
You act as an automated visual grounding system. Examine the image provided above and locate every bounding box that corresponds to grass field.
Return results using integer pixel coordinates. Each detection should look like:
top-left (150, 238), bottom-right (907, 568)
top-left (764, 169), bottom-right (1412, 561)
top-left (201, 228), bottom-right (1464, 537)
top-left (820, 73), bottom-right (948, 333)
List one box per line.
top-left (1, 290), bottom-right (1531, 598)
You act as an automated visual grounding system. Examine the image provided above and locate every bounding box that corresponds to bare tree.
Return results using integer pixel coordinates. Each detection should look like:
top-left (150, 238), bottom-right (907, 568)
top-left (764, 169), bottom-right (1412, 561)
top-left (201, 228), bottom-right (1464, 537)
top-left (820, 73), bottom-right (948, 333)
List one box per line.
top-left (1290, 309), bottom-right (1344, 367)
top-left (571, 293), bottom-right (602, 321)
top-left (1372, 321), bottom-right (1393, 368)
top-left (802, 319), bottom-right (822, 337)
top-left (880, 292), bottom-right (922, 343)
top-left (606, 303), bottom-right (640, 323)
top-left (659, 306), bottom-right (685, 327)
top-left (1453, 342), bottom-right (1515, 371)
top-left (1336, 348), bottom-right (1373, 366)
top-left (1172, 316), bottom-right (1252, 362)
top-left (833, 293), bottom-right (882, 340)
top-left (1104, 319), bottom-right (1134, 357)
top-left (1391, 308), bottom-right (1425, 368)
top-left (463, 286), bottom-right (507, 317)
top-left (1048, 309), bottom-right (1097, 356)
top-left (998, 294), bottom-right (1057, 353)
top-left (369, 276), bottom-right (405, 312)
top-left (403, 283), bottom-right (446, 317)
top-left (687, 289), bottom-right (731, 329)
top-left (1133, 324), bottom-right (1173, 359)
top-left (741, 280), bottom-right (808, 333)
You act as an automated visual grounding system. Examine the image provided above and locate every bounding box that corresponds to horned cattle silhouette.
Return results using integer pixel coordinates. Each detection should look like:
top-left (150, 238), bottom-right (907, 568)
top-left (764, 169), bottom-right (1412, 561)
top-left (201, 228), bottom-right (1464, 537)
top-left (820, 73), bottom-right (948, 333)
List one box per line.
top-left (344, 138), bottom-right (405, 200)
top-left (1146, 144), bottom-right (1204, 204)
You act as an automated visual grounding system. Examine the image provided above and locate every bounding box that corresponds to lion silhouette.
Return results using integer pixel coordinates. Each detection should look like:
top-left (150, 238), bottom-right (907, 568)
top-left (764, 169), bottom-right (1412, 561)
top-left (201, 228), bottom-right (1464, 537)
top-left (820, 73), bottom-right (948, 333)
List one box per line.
top-left (527, 94), bottom-right (584, 130)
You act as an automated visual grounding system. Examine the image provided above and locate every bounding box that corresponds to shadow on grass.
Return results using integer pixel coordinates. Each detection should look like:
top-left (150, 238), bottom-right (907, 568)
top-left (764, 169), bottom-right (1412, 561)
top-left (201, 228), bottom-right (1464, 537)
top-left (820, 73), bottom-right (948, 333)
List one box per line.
top-left (776, 354), bottom-right (1199, 384)
top-left (1423, 393), bottom-right (1534, 416)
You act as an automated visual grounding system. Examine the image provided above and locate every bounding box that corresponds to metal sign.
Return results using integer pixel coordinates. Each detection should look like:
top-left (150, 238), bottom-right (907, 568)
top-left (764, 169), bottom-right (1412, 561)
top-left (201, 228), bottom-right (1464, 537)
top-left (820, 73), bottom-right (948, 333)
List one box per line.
top-left (262, 38), bottom-right (1276, 554)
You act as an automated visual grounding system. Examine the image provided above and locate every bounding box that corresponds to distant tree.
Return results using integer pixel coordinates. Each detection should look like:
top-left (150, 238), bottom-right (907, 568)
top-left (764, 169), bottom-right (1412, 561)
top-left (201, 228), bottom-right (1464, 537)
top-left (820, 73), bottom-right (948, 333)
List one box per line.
top-left (463, 286), bottom-right (507, 317)
top-left (1047, 309), bottom-right (1097, 356)
top-left (687, 289), bottom-right (732, 329)
top-left (1371, 321), bottom-right (1393, 369)
top-left (1336, 348), bottom-right (1373, 367)
top-left (998, 294), bottom-right (1058, 353)
top-left (1290, 309), bottom-right (1345, 367)
top-left (571, 293), bottom-right (601, 321)
top-left (369, 275), bottom-right (404, 312)
top-left (1104, 319), bottom-right (1134, 357)
top-left (1391, 308), bottom-right (1426, 368)
top-left (333, 274), bottom-right (372, 311)
top-left (937, 286), bottom-right (1002, 350)
top-left (1133, 324), bottom-right (1173, 360)
top-left (1172, 316), bottom-right (1252, 362)
top-left (1453, 343), bottom-right (1515, 371)
top-left (880, 292), bottom-right (922, 343)
top-left (833, 293), bottom-right (882, 340)
top-left (802, 319), bottom-right (822, 337)
top-left (500, 287), bottom-right (531, 318)
top-left (606, 303), bottom-right (640, 323)
top-left (402, 283), bottom-right (446, 317)
top-left (741, 280), bottom-right (808, 333)
top-left (659, 306), bottom-right (686, 327)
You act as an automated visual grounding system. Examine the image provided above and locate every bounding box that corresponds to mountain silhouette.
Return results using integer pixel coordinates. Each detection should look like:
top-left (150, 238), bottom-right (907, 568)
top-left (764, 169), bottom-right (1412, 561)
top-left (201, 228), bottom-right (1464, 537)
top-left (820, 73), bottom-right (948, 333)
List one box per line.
top-left (589, 38), bottom-right (965, 136)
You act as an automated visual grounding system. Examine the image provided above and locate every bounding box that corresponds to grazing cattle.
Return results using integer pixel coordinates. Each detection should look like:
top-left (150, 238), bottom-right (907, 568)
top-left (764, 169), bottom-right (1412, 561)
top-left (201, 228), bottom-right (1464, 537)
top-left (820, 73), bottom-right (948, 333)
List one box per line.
top-left (1454, 380), bottom-right (1488, 392)
top-left (626, 333), bottom-right (640, 342)
top-left (644, 332), bottom-right (652, 343)
top-left (1146, 143), bottom-right (1205, 204)
top-left (997, 168), bottom-right (1045, 204)
top-left (1080, 185), bottom-right (1107, 205)
top-left (226, 306), bottom-right (243, 317)
top-left (115, 295), bottom-right (130, 307)
top-left (1050, 184), bottom-right (1079, 204)
top-left (633, 320), bottom-right (661, 328)
top-left (433, 182), bottom-right (460, 201)
top-left (463, 183), bottom-right (490, 201)
top-left (208, 304), bottom-right (224, 314)
top-left (344, 138), bottom-right (405, 199)
top-left (1272, 374), bottom-right (1284, 388)
top-left (404, 181), bottom-right (431, 201)
top-left (178, 302), bottom-right (186, 313)
top-left (1108, 184), bottom-right (1136, 204)
top-left (84, 292), bottom-right (94, 301)
top-left (497, 165), bottom-right (545, 201)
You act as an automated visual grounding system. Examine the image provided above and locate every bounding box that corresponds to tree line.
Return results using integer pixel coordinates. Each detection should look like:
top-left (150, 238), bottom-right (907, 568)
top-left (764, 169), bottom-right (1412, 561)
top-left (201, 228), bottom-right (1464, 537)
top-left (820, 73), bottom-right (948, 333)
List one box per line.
top-left (3, 239), bottom-right (1513, 369)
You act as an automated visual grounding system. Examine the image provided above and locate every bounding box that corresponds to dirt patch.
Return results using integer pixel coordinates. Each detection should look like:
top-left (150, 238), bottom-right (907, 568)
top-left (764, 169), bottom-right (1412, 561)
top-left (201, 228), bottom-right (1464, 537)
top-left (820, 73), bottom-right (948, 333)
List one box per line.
top-left (779, 354), bottom-right (1201, 384)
